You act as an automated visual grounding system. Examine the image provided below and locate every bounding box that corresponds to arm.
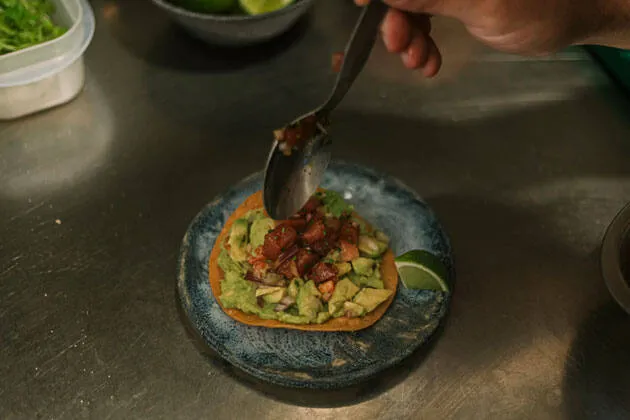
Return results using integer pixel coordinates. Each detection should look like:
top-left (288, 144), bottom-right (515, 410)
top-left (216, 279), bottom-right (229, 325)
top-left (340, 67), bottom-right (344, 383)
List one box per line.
top-left (358, 0), bottom-right (630, 76)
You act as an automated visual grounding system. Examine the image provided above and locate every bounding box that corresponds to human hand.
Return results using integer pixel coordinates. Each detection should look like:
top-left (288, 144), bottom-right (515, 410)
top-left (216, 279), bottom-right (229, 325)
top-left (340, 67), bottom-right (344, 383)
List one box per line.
top-left (356, 0), bottom-right (630, 76)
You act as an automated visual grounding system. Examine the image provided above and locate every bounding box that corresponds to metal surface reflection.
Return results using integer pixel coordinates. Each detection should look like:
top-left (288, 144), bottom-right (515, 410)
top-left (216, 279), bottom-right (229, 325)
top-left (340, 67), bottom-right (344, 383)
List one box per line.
top-left (0, 74), bottom-right (113, 199)
top-left (1, 0), bottom-right (630, 418)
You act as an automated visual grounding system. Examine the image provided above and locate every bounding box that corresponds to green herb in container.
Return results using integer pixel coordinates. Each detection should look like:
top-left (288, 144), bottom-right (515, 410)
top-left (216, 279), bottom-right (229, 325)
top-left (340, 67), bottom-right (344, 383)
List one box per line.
top-left (0, 0), bottom-right (67, 55)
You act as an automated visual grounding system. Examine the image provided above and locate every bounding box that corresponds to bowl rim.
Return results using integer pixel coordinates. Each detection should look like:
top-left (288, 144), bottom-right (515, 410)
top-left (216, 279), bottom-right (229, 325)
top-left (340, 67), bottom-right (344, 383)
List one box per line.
top-left (601, 201), bottom-right (630, 313)
top-left (150, 0), bottom-right (311, 21)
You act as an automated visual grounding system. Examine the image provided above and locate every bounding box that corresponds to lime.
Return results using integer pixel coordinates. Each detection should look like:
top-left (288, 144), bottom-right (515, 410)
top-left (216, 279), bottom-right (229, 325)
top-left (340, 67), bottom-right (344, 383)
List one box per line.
top-left (175, 0), bottom-right (236, 13)
top-left (395, 250), bottom-right (450, 292)
top-left (238, 0), bottom-right (294, 15)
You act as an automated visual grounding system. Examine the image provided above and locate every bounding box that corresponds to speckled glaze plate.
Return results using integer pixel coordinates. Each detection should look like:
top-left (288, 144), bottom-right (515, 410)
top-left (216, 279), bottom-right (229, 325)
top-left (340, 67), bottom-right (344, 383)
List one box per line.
top-left (178, 162), bottom-right (454, 389)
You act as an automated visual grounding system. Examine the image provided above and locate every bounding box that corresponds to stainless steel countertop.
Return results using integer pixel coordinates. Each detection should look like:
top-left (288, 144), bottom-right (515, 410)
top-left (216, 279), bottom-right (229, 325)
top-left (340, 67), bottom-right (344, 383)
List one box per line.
top-left (2, 1), bottom-right (630, 418)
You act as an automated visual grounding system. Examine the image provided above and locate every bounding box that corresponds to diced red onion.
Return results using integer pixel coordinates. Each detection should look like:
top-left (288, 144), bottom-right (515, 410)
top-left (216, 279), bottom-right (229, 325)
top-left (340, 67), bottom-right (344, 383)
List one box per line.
top-left (262, 272), bottom-right (284, 286)
top-left (276, 244), bottom-right (299, 267)
top-left (279, 296), bottom-right (295, 306)
top-left (274, 303), bottom-right (289, 312)
top-left (245, 271), bottom-right (265, 284)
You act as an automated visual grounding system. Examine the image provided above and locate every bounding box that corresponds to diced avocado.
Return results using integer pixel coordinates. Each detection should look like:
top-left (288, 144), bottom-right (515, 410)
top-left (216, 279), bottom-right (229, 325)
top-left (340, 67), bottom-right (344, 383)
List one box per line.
top-left (349, 272), bottom-right (384, 289)
top-left (244, 209), bottom-right (266, 222)
top-left (328, 278), bottom-right (360, 316)
top-left (263, 272), bottom-right (284, 286)
top-left (353, 288), bottom-right (393, 313)
top-left (364, 276), bottom-right (384, 289)
top-left (344, 301), bottom-right (366, 317)
top-left (352, 217), bottom-right (369, 234)
top-left (374, 230), bottom-right (390, 244)
top-left (220, 271), bottom-right (256, 310)
top-left (258, 304), bottom-right (280, 319)
top-left (255, 286), bottom-right (287, 304)
top-left (320, 190), bottom-right (353, 217)
top-left (358, 235), bottom-right (388, 257)
top-left (326, 302), bottom-right (340, 317)
top-left (348, 272), bottom-right (360, 287)
top-left (297, 280), bottom-right (323, 321)
top-left (372, 262), bottom-right (382, 279)
top-left (370, 277), bottom-right (385, 289)
top-left (239, 302), bottom-right (262, 315)
top-left (316, 311), bottom-right (331, 324)
top-left (302, 280), bottom-right (322, 298)
top-left (228, 219), bottom-right (249, 262)
top-left (335, 262), bottom-right (352, 276)
top-left (287, 278), bottom-right (304, 299)
top-left (331, 309), bottom-right (345, 318)
top-left (250, 217), bottom-right (275, 249)
top-left (263, 289), bottom-right (286, 304)
top-left (278, 313), bottom-right (311, 324)
top-left (352, 257), bottom-right (375, 276)
top-left (255, 286), bottom-right (283, 297)
top-left (218, 248), bottom-right (245, 275)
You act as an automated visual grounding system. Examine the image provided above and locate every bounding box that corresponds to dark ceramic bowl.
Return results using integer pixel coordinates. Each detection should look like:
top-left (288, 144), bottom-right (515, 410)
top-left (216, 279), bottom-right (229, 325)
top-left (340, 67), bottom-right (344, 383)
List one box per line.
top-left (150, 0), bottom-right (315, 46)
top-left (601, 202), bottom-right (630, 313)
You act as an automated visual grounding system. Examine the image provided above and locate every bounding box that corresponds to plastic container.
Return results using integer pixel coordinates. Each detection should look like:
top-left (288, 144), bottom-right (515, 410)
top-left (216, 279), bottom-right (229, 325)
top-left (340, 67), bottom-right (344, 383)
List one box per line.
top-left (0, 0), bottom-right (95, 120)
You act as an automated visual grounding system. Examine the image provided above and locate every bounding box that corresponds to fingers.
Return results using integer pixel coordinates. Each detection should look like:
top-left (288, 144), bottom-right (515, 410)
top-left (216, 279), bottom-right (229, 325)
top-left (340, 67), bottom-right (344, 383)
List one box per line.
top-left (355, 1), bottom-right (443, 77)
top-left (421, 36), bottom-right (442, 77)
top-left (399, 26), bottom-right (442, 76)
top-left (387, 14), bottom-right (442, 77)
top-left (381, 9), bottom-right (413, 53)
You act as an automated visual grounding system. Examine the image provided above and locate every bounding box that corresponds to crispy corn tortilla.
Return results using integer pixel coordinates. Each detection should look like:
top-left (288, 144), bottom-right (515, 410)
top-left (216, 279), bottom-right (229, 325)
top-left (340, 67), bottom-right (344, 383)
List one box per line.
top-left (208, 191), bottom-right (398, 331)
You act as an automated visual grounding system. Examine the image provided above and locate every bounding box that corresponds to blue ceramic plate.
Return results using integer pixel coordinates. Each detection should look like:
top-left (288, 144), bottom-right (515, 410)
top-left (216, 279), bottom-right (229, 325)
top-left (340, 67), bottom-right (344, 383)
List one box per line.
top-left (178, 162), bottom-right (454, 389)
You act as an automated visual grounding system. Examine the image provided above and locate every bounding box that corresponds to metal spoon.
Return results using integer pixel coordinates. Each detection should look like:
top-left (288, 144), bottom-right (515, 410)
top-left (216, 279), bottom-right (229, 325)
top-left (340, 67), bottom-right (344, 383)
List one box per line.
top-left (263, 0), bottom-right (388, 220)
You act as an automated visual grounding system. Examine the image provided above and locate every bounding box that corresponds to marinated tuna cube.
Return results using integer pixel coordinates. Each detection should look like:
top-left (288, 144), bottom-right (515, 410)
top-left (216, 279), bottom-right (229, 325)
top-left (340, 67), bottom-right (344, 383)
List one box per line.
top-left (309, 239), bottom-right (334, 256)
top-left (325, 217), bottom-right (341, 234)
top-left (309, 262), bottom-right (338, 284)
top-left (340, 240), bottom-right (360, 261)
top-left (295, 248), bottom-right (320, 276)
top-left (278, 218), bottom-right (307, 232)
top-left (263, 225), bottom-right (298, 260)
top-left (276, 259), bottom-right (299, 280)
top-left (301, 197), bottom-right (322, 214)
top-left (339, 220), bottom-right (359, 245)
top-left (302, 220), bottom-right (326, 244)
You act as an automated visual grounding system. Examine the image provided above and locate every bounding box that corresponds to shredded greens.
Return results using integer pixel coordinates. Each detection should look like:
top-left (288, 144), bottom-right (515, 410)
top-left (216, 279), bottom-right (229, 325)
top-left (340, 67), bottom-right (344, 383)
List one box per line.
top-left (0, 0), bottom-right (67, 55)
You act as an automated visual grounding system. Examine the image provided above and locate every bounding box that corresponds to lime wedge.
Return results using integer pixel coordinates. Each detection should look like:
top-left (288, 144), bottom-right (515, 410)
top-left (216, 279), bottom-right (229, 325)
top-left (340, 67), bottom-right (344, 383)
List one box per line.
top-left (239, 0), bottom-right (294, 15)
top-left (395, 250), bottom-right (450, 292)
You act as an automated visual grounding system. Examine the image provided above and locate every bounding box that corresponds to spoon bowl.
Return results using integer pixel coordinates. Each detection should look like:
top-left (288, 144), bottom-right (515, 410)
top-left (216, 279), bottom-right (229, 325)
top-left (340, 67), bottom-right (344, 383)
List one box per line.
top-left (262, 1), bottom-right (388, 219)
top-left (263, 122), bottom-right (330, 220)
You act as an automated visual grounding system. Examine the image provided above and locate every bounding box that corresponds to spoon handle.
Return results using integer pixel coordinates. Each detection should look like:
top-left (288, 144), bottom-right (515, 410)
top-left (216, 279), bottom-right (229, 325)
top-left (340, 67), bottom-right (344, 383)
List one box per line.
top-left (317, 1), bottom-right (388, 119)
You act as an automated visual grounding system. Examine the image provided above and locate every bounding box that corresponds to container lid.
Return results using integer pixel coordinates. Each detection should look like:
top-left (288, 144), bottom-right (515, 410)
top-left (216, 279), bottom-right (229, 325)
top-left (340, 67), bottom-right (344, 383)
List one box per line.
top-left (0, 0), bottom-right (95, 88)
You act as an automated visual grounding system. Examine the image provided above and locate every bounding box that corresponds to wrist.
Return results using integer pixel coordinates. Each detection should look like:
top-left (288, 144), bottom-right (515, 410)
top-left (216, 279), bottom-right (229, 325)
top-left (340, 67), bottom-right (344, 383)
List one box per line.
top-left (576, 0), bottom-right (630, 49)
